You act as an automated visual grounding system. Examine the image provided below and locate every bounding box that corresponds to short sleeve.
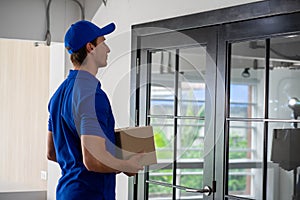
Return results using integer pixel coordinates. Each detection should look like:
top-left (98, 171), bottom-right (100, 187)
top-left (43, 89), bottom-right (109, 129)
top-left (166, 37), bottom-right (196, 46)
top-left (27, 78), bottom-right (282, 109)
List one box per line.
top-left (72, 73), bottom-right (109, 139)
top-left (48, 116), bottom-right (53, 132)
top-left (77, 93), bottom-right (108, 139)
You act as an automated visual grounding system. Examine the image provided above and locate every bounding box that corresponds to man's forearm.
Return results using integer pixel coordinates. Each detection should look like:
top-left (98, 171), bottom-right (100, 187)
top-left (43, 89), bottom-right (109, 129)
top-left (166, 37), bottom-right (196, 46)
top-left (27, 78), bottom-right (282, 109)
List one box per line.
top-left (47, 131), bottom-right (57, 162)
top-left (81, 135), bottom-right (143, 174)
top-left (82, 143), bottom-right (124, 173)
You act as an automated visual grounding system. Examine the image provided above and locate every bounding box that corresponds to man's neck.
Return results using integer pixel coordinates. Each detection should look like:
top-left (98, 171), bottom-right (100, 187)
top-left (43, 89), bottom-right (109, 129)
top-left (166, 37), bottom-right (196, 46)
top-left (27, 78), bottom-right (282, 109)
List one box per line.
top-left (74, 64), bottom-right (98, 76)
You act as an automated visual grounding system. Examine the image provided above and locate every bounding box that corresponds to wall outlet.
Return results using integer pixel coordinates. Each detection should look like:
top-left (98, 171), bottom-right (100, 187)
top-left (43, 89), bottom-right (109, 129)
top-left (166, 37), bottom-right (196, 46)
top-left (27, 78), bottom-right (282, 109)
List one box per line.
top-left (40, 170), bottom-right (47, 180)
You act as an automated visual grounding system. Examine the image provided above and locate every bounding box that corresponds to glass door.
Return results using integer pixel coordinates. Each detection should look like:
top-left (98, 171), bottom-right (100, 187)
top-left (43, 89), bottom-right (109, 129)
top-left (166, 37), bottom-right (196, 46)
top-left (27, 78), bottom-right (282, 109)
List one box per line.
top-left (132, 7), bottom-right (300, 200)
top-left (222, 12), bottom-right (300, 200)
top-left (134, 27), bottom-right (218, 200)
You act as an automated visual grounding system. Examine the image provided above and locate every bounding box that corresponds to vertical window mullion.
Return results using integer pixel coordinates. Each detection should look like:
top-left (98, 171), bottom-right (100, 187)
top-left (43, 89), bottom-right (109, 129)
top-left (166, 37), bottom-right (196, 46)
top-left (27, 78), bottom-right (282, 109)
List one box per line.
top-left (225, 42), bottom-right (232, 198)
top-left (134, 45), bottom-right (141, 200)
top-left (262, 38), bottom-right (270, 200)
top-left (172, 49), bottom-right (180, 200)
top-left (144, 51), bottom-right (152, 200)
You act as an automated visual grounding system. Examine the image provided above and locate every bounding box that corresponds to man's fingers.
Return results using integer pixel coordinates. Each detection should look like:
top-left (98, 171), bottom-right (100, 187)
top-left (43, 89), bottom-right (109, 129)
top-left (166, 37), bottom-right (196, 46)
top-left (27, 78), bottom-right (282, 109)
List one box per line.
top-left (136, 152), bottom-right (145, 160)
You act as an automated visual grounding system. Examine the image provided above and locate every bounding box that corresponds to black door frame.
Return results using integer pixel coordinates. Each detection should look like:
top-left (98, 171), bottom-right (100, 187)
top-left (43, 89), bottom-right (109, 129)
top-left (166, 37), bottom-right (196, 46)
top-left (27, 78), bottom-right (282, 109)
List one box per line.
top-left (131, 1), bottom-right (300, 199)
top-left (133, 26), bottom-right (218, 200)
top-left (132, 0), bottom-right (300, 36)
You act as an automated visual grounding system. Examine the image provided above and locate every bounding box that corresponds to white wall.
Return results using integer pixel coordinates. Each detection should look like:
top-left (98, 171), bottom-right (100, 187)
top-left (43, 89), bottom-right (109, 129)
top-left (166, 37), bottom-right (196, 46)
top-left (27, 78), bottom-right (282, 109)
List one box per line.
top-left (48, 43), bottom-right (65, 200)
top-left (90, 0), bottom-right (263, 199)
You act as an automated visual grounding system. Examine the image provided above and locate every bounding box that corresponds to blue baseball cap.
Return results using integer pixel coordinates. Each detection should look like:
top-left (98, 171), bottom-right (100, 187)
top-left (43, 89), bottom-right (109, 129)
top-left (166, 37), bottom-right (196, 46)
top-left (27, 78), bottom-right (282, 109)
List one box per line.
top-left (64, 20), bottom-right (116, 54)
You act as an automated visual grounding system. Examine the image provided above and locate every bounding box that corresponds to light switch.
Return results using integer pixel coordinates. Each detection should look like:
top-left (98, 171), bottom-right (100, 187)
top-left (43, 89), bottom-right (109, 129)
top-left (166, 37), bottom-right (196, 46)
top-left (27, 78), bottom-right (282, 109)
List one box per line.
top-left (41, 170), bottom-right (47, 180)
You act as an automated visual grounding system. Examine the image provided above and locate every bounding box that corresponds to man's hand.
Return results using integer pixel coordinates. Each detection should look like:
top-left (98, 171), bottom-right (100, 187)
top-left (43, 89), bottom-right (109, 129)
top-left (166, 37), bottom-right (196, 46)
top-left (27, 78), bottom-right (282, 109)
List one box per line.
top-left (123, 153), bottom-right (145, 173)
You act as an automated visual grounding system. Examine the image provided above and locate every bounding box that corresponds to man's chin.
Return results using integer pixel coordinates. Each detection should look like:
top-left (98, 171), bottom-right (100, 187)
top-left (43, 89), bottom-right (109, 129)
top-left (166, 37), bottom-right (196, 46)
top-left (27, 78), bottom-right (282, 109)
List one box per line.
top-left (98, 64), bottom-right (107, 68)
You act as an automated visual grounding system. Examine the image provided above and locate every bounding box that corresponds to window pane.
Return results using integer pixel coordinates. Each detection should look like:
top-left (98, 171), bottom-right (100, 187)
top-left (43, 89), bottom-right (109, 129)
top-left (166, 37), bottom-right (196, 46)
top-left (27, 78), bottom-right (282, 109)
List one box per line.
top-left (177, 119), bottom-right (205, 161)
top-left (178, 46), bottom-right (206, 117)
top-left (268, 122), bottom-right (298, 200)
top-left (176, 168), bottom-right (204, 200)
top-left (151, 118), bottom-right (174, 161)
top-left (269, 35), bottom-right (300, 119)
top-left (175, 119), bottom-right (205, 199)
top-left (230, 40), bottom-right (265, 118)
top-left (149, 169), bottom-right (173, 200)
top-left (150, 50), bottom-right (176, 115)
top-left (149, 117), bottom-right (174, 199)
top-left (228, 121), bottom-right (263, 199)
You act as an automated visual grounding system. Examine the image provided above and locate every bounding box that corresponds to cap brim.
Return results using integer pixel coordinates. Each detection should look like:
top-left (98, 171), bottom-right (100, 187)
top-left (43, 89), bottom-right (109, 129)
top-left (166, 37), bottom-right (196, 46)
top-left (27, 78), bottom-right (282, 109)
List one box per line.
top-left (100, 22), bottom-right (116, 36)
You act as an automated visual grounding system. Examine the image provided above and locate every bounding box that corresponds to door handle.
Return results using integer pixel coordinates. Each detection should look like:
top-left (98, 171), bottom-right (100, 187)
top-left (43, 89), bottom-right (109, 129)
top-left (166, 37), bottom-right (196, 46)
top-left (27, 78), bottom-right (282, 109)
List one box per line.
top-left (185, 185), bottom-right (213, 196)
top-left (146, 180), bottom-right (213, 196)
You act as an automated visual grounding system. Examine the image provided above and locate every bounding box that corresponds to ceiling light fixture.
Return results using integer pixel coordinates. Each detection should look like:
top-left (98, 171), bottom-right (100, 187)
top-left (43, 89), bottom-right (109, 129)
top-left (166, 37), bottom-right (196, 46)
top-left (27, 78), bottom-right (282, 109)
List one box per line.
top-left (241, 68), bottom-right (250, 78)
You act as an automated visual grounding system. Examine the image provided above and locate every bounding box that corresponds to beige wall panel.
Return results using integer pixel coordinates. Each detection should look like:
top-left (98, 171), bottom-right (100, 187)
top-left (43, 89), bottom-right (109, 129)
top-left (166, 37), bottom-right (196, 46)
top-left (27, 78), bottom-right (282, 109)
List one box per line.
top-left (0, 39), bottom-right (49, 191)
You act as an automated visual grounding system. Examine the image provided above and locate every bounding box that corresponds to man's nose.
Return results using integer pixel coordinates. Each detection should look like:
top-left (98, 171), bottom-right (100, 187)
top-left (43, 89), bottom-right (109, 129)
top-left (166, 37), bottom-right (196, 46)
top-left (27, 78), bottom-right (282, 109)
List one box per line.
top-left (106, 44), bottom-right (110, 53)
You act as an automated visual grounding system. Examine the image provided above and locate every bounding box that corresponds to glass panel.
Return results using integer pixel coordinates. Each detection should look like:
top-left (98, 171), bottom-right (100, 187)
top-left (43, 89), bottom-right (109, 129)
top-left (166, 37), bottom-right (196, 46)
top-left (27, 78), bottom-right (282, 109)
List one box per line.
top-left (269, 35), bottom-right (300, 119)
top-left (148, 45), bottom-right (208, 199)
top-left (149, 117), bottom-right (174, 199)
top-left (230, 40), bottom-right (265, 118)
top-left (149, 169), bottom-right (173, 200)
top-left (177, 119), bottom-right (205, 161)
top-left (150, 50), bottom-right (176, 116)
top-left (151, 118), bottom-right (174, 161)
top-left (268, 122), bottom-right (298, 200)
top-left (176, 169), bottom-right (204, 199)
top-left (228, 121), bottom-right (264, 199)
top-left (176, 119), bottom-right (205, 199)
top-left (178, 46), bottom-right (206, 117)
top-left (228, 41), bottom-right (265, 199)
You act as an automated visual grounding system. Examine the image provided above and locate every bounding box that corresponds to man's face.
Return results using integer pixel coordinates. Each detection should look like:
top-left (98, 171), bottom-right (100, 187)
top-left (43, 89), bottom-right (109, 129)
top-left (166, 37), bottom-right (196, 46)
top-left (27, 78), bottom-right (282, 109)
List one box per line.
top-left (92, 36), bottom-right (110, 68)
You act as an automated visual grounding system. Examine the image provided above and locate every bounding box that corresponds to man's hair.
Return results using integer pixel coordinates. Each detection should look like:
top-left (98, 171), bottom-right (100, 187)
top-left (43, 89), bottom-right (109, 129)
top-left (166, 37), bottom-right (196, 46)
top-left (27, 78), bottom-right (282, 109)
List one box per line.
top-left (67, 38), bottom-right (98, 66)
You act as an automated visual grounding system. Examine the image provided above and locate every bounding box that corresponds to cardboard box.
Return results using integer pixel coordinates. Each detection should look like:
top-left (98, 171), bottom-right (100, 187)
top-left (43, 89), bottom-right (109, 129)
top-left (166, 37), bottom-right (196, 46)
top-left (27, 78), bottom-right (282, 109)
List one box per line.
top-left (115, 126), bottom-right (157, 166)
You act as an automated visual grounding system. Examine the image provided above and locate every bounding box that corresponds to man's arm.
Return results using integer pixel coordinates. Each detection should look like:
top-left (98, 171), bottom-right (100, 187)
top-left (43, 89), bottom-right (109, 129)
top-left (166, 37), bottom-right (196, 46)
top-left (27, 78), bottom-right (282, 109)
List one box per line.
top-left (47, 131), bottom-right (57, 162)
top-left (81, 135), bottom-right (143, 174)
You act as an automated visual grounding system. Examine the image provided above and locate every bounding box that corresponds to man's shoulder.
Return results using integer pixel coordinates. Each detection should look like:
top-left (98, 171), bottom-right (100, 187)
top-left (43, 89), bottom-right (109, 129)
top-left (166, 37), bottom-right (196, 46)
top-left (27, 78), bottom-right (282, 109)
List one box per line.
top-left (49, 79), bottom-right (73, 107)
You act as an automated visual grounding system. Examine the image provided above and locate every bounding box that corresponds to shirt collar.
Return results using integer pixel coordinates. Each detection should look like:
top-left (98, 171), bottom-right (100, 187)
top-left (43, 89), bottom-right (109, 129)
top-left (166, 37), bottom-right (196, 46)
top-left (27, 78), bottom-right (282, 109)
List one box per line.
top-left (68, 70), bottom-right (101, 87)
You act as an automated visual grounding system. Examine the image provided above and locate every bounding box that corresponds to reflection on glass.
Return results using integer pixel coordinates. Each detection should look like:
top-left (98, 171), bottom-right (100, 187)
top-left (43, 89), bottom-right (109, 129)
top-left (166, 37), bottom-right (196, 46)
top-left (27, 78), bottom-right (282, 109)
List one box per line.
top-left (148, 46), bottom-right (208, 199)
top-left (178, 46), bottom-right (206, 117)
top-left (268, 122), bottom-right (299, 200)
top-left (230, 40), bottom-right (265, 118)
top-left (269, 35), bottom-right (300, 120)
top-left (176, 169), bottom-right (204, 199)
top-left (148, 117), bottom-right (174, 199)
top-left (148, 174), bottom-right (173, 199)
top-left (150, 118), bottom-right (174, 161)
top-left (177, 119), bottom-right (205, 161)
top-left (150, 50), bottom-right (176, 115)
top-left (228, 121), bottom-right (263, 199)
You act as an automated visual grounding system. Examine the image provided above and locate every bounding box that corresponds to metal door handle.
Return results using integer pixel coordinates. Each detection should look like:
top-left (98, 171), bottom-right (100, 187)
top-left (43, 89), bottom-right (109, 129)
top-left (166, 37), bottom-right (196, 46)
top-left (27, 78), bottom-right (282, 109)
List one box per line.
top-left (146, 180), bottom-right (213, 196)
top-left (185, 185), bottom-right (213, 196)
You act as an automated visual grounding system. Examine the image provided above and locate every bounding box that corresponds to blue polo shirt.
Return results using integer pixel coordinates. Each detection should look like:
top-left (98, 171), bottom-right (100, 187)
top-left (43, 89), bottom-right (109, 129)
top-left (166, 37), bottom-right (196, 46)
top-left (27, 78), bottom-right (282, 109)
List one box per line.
top-left (48, 70), bottom-right (116, 200)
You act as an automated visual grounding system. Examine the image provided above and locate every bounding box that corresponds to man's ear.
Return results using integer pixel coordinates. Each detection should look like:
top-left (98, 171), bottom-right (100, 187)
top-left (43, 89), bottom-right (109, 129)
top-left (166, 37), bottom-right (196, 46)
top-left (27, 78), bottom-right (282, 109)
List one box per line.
top-left (86, 43), bottom-right (94, 53)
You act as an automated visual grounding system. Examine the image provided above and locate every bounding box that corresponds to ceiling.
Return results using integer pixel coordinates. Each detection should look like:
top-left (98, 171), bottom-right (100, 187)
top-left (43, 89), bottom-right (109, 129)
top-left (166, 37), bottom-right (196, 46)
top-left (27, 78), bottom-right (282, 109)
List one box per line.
top-left (0, 0), bottom-right (103, 43)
